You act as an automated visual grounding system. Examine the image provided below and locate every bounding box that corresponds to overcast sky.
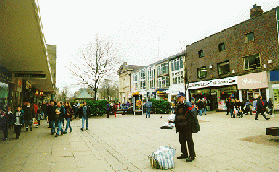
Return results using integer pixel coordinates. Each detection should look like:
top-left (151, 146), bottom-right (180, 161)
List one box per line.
top-left (38, 0), bottom-right (278, 95)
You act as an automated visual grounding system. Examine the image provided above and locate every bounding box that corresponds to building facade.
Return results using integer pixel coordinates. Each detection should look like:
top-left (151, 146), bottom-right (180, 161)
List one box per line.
top-left (0, 0), bottom-right (56, 111)
top-left (185, 5), bottom-right (279, 111)
top-left (118, 62), bottom-right (144, 103)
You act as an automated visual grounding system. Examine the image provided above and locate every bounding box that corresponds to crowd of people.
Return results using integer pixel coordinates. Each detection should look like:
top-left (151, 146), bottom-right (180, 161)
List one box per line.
top-left (225, 96), bottom-right (273, 119)
top-left (0, 100), bottom-right (94, 140)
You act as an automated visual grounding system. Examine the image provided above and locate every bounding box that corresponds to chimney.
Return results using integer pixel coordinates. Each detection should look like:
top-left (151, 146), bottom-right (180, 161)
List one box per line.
top-left (250, 4), bottom-right (263, 18)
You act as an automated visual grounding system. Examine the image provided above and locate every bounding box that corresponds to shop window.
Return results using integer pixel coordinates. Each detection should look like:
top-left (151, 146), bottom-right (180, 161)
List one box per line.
top-left (243, 54), bottom-right (261, 70)
top-left (245, 32), bottom-right (254, 42)
top-left (197, 66), bottom-right (207, 78)
top-left (198, 50), bottom-right (204, 58)
top-left (218, 43), bottom-right (225, 52)
top-left (217, 60), bottom-right (230, 75)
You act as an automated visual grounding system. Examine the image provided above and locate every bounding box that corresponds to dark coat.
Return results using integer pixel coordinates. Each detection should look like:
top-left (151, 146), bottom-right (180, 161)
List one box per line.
top-left (175, 102), bottom-right (200, 134)
top-left (46, 105), bottom-right (56, 121)
top-left (256, 99), bottom-right (264, 112)
top-left (64, 106), bottom-right (73, 119)
top-left (0, 111), bottom-right (8, 129)
top-left (22, 105), bottom-right (34, 121)
top-left (80, 105), bottom-right (91, 118)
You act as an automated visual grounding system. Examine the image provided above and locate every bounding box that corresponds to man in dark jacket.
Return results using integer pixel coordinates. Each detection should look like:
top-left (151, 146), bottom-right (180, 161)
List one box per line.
top-left (255, 96), bottom-right (270, 120)
top-left (0, 103), bottom-right (8, 141)
top-left (54, 102), bottom-right (64, 137)
top-left (80, 101), bottom-right (91, 131)
top-left (175, 92), bottom-right (200, 162)
top-left (47, 100), bottom-right (56, 134)
top-left (22, 101), bottom-right (34, 131)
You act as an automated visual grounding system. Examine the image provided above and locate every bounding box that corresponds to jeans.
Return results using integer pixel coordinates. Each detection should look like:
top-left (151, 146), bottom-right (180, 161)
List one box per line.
top-left (230, 109), bottom-right (235, 118)
top-left (198, 110), bottom-right (202, 116)
top-left (25, 119), bottom-right (33, 129)
top-left (268, 108), bottom-right (273, 115)
top-left (146, 108), bottom-right (151, 118)
top-left (82, 116), bottom-right (88, 129)
top-left (65, 118), bottom-right (72, 132)
top-left (50, 120), bottom-right (56, 133)
top-left (202, 108), bottom-right (207, 115)
top-left (56, 120), bottom-right (63, 135)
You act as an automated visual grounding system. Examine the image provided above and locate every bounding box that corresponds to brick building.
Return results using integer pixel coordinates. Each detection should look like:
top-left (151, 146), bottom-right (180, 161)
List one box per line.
top-left (185, 5), bottom-right (279, 111)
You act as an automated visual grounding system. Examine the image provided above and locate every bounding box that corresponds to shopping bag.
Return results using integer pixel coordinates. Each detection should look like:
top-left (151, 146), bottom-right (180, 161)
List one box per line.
top-left (148, 146), bottom-right (176, 170)
top-left (168, 114), bottom-right (175, 123)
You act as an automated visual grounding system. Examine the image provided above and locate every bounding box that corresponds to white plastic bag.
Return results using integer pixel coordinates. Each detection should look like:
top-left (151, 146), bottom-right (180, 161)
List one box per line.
top-left (149, 146), bottom-right (176, 169)
top-left (168, 114), bottom-right (175, 123)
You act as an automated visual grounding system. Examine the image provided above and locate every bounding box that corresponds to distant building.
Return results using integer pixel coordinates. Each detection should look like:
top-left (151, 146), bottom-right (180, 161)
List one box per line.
top-left (118, 62), bottom-right (144, 103)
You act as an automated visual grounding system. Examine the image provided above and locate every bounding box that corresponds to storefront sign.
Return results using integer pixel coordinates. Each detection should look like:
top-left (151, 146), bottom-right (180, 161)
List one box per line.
top-left (188, 77), bottom-right (237, 90)
top-left (26, 81), bottom-right (32, 89)
top-left (237, 71), bottom-right (268, 89)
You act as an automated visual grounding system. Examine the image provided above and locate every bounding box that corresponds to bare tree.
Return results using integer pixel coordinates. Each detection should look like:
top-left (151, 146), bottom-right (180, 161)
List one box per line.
top-left (68, 35), bottom-right (120, 101)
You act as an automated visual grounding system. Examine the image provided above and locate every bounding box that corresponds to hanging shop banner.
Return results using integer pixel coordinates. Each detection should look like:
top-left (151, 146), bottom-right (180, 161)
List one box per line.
top-left (237, 71), bottom-right (268, 89)
top-left (188, 77), bottom-right (237, 90)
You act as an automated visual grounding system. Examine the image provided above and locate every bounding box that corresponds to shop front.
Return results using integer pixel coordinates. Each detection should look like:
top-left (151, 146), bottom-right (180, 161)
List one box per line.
top-left (0, 65), bottom-right (12, 111)
top-left (187, 76), bottom-right (237, 111)
top-left (156, 89), bottom-right (168, 101)
top-left (237, 71), bottom-right (268, 102)
top-left (270, 70), bottom-right (279, 111)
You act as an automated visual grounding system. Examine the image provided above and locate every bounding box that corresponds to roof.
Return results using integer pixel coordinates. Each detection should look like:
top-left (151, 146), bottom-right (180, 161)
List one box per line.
top-left (75, 90), bottom-right (94, 100)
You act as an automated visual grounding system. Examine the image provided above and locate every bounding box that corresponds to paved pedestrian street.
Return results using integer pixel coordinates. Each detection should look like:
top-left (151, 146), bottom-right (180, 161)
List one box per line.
top-left (0, 112), bottom-right (279, 172)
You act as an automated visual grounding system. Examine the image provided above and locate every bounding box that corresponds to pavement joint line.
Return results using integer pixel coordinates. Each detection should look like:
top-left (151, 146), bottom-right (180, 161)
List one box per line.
top-left (83, 127), bottom-right (142, 172)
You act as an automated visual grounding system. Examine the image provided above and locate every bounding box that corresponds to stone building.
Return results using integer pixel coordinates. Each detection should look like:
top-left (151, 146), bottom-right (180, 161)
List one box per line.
top-left (118, 62), bottom-right (144, 103)
top-left (185, 5), bottom-right (279, 111)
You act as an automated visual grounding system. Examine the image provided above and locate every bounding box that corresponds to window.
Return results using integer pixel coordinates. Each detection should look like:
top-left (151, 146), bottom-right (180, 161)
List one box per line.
top-left (157, 76), bottom-right (170, 88)
top-left (218, 43), bottom-right (225, 52)
top-left (245, 32), bottom-right (254, 42)
top-left (197, 66), bottom-right (207, 78)
top-left (180, 58), bottom-right (183, 69)
top-left (198, 50), bottom-right (204, 58)
top-left (157, 63), bottom-right (169, 76)
top-left (217, 60), bottom-right (230, 75)
top-left (243, 54), bottom-right (261, 70)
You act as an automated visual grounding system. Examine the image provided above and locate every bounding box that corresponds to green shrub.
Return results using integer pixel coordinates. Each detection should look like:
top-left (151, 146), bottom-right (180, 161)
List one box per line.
top-left (149, 99), bottom-right (171, 114)
top-left (86, 100), bottom-right (108, 116)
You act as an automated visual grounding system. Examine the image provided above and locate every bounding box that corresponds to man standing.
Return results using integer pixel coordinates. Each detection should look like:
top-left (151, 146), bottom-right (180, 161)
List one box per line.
top-left (80, 101), bottom-right (90, 131)
top-left (22, 101), bottom-right (34, 131)
top-left (255, 96), bottom-right (270, 120)
top-left (175, 92), bottom-right (200, 162)
top-left (196, 99), bottom-right (204, 116)
top-left (145, 100), bottom-right (152, 118)
top-left (47, 100), bottom-right (56, 134)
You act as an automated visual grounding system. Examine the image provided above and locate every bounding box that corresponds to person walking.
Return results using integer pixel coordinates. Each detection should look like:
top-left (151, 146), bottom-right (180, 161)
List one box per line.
top-left (196, 99), bottom-right (203, 116)
top-left (80, 101), bottom-right (90, 131)
top-left (54, 102), bottom-right (64, 137)
top-left (174, 92), bottom-right (200, 162)
top-left (113, 103), bottom-right (117, 118)
top-left (145, 100), bottom-right (152, 118)
top-left (64, 102), bottom-right (73, 134)
top-left (41, 101), bottom-right (47, 120)
top-left (14, 105), bottom-right (24, 139)
top-left (22, 101), bottom-right (34, 131)
top-left (0, 103), bottom-right (8, 141)
top-left (106, 102), bottom-right (110, 118)
top-left (202, 100), bottom-right (207, 115)
top-left (267, 98), bottom-right (274, 117)
top-left (255, 96), bottom-right (270, 120)
top-left (47, 100), bottom-right (56, 135)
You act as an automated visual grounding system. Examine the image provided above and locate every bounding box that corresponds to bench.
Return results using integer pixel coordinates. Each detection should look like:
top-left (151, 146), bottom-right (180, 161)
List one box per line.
top-left (266, 127), bottom-right (279, 136)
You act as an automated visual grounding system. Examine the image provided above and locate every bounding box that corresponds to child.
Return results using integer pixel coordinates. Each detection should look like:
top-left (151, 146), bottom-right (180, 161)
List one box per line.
top-left (14, 106), bottom-right (24, 139)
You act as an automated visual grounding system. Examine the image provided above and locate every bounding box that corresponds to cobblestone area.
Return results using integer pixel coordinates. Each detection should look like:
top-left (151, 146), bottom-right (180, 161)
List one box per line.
top-left (0, 112), bottom-right (278, 171)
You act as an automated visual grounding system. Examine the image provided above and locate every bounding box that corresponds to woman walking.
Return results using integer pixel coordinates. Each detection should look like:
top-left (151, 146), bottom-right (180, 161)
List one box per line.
top-left (64, 102), bottom-right (73, 134)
